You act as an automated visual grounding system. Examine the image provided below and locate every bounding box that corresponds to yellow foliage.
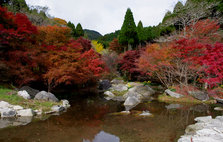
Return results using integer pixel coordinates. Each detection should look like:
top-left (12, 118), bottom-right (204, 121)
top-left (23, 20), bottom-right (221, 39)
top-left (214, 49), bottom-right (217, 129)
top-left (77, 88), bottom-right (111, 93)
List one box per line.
top-left (92, 40), bottom-right (104, 54)
top-left (53, 18), bottom-right (67, 26)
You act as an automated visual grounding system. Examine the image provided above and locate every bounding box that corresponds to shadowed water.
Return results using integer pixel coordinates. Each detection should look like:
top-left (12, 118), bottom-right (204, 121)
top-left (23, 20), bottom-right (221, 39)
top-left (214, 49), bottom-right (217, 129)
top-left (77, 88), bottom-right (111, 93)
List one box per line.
top-left (0, 97), bottom-right (222, 142)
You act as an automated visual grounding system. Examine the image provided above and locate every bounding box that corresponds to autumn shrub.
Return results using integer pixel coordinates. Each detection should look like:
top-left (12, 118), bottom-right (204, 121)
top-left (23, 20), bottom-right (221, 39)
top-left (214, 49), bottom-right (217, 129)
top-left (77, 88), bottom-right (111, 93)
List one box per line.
top-left (108, 38), bottom-right (124, 54)
top-left (118, 50), bottom-right (143, 81)
top-left (0, 6), bottom-right (40, 86)
top-left (101, 51), bottom-right (119, 79)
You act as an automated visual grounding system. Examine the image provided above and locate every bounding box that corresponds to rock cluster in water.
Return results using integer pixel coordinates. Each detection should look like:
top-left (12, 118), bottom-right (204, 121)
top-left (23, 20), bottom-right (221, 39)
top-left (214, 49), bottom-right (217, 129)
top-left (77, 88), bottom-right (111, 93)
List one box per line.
top-left (0, 86), bottom-right (71, 129)
top-left (102, 79), bottom-right (155, 111)
top-left (178, 116), bottom-right (223, 142)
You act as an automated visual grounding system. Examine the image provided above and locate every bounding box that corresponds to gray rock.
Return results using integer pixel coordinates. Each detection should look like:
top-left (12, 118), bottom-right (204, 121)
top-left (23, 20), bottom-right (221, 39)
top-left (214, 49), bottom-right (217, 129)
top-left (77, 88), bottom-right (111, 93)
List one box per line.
top-left (34, 91), bottom-right (59, 102)
top-left (135, 85), bottom-right (155, 98)
top-left (17, 90), bottom-right (31, 100)
top-left (124, 96), bottom-right (140, 111)
top-left (111, 79), bottom-right (124, 84)
top-left (165, 104), bottom-right (182, 109)
top-left (99, 80), bottom-right (111, 90)
top-left (17, 109), bottom-right (34, 117)
top-left (111, 84), bottom-right (128, 92)
top-left (51, 105), bottom-right (65, 112)
top-left (165, 89), bottom-right (183, 98)
top-left (62, 100), bottom-right (70, 108)
top-left (19, 86), bottom-right (39, 99)
top-left (0, 108), bottom-right (16, 117)
top-left (123, 90), bottom-right (143, 100)
top-left (188, 91), bottom-right (209, 101)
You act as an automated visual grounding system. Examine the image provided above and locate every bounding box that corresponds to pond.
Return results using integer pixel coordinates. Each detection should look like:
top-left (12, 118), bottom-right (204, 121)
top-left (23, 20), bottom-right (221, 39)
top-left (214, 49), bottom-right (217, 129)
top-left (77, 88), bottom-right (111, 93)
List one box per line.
top-left (0, 95), bottom-right (222, 142)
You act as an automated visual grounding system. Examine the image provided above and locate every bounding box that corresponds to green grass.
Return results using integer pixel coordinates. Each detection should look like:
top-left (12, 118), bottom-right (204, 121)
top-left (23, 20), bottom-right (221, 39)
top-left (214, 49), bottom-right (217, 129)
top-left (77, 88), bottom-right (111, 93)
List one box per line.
top-left (158, 94), bottom-right (216, 104)
top-left (0, 87), bottom-right (61, 112)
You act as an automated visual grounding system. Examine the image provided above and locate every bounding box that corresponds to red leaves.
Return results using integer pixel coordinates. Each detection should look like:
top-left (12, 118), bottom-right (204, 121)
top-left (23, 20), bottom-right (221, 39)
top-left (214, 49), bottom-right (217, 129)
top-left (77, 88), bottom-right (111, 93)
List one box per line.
top-left (0, 6), bottom-right (37, 48)
top-left (118, 50), bottom-right (142, 80)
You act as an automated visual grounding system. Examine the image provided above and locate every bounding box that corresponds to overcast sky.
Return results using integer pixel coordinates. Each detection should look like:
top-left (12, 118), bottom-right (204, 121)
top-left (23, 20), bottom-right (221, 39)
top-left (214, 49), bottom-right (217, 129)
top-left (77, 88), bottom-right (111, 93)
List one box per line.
top-left (26, 0), bottom-right (186, 35)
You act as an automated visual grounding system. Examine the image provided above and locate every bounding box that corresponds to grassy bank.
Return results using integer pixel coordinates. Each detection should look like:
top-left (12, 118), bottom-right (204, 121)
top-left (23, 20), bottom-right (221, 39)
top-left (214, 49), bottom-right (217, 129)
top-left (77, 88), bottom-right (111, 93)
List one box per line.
top-left (0, 86), bottom-right (60, 112)
top-left (158, 94), bottom-right (216, 104)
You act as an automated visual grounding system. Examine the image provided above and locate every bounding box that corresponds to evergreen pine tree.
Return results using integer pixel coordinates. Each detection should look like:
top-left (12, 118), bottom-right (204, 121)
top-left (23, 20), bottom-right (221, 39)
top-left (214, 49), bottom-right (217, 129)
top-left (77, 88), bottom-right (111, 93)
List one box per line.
top-left (118, 8), bottom-right (138, 51)
top-left (76, 23), bottom-right (84, 37)
top-left (67, 21), bottom-right (76, 37)
top-left (137, 21), bottom-right (146, 47)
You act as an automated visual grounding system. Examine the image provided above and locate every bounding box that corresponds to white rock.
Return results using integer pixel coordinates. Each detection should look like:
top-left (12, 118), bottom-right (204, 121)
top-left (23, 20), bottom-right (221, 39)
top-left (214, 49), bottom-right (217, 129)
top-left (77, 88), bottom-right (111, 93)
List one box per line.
top-left (51, 105), bottom-right (65, 112)
top-left (62, 100), bottom-right (70, 108)
top-left (194, 116), bottom-right (212, 123)
top-left (34, 110), bottom-right (42, 115)
top-left (17, 90), bottom-right (31, 100)
top-left (13, 105), bottom-right (24, 110)
top-left (214, 107), bottom-right (223, 111)
top-left (0, 108), bottom-right (16, 117)
top-left (17, 109), bottom-right (34, 117)
top-left (139, 111), bottom-right (152, 116)
top-left (0, 101), bottom-right (12, 108)
top-left (165, 89), bottom-right (183, 98)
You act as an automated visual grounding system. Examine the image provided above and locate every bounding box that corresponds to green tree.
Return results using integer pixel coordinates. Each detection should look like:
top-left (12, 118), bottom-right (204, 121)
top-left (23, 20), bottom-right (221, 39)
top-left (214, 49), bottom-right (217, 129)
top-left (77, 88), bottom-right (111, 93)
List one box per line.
top-left (118, 8), bottom-right (138, 51)
top-left (173, 1), bottom-right (184, 13)
top-left (67, 21), bottom-right (76, 37)
top-left (137, 21), bottom-right (146, 46)
top-left (76, 23), bottom-right (84, 37)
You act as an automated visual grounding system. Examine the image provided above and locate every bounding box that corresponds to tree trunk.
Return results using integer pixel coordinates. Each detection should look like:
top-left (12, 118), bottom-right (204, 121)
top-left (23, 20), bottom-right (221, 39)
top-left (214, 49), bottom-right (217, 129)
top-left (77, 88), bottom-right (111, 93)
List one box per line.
top-left (128, 43), bottom-right (132, 51)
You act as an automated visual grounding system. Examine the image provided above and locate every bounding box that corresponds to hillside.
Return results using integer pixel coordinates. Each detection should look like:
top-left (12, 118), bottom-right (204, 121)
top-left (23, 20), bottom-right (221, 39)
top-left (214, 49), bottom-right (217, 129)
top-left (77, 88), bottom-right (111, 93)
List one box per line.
top-left (84, 29), bottom-right (102, 40)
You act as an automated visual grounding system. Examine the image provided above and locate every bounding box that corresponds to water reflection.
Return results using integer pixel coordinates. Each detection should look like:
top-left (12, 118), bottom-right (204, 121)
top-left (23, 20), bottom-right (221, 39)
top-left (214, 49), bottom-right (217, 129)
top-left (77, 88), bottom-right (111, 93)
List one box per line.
top-left (0, 117), bottom-right (32, 129)
top-left (83, 131), bottom-right (120, 142)
top-left (0, 98), bottom-right (222, 142)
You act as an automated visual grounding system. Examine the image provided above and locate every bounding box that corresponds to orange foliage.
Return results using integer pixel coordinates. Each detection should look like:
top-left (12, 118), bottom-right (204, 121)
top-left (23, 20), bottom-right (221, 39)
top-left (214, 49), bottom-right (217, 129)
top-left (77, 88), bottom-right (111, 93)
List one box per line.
top-left (37, 25), bottom-right (71, 47)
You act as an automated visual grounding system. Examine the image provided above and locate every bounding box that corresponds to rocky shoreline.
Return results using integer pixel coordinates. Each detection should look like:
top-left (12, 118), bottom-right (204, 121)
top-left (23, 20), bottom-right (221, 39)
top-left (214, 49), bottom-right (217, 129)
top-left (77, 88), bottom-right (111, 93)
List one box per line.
top-left (178, 116), bottom-right (223, 142)
top-left (0, 86), bottom-right (70, 129)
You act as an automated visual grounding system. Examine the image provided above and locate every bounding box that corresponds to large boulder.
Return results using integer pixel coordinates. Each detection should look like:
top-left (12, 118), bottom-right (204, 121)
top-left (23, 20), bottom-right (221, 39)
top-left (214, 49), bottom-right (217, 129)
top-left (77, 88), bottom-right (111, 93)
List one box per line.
top-left (135, 85), bottom-right (155, 98)
top-left (17, 109), bottom-right (34, 117)
top-left (188, 91), bottom-right (209, 101)
top-left (17, 90), bottom-right (31, 100)
top-left (99, 80), bottom-right (111, 90)
top-left (124, 96), bottom-right (140, 111)
top-left (34, 91), bottom-right (59, 102)
top-left (123, 90), bottom-right (143, 100)
top-left (0, 108), bottom-right (16, 117)
top-left (19, 86), bottom-right (39, 99)
top-left (165, 89), bottom-right (183, 98)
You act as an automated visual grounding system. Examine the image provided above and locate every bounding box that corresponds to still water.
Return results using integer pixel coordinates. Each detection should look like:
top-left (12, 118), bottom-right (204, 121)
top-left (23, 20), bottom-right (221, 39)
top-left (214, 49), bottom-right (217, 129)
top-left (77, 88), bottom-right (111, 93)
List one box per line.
top-left (0, 96), bottom-right (222, 142)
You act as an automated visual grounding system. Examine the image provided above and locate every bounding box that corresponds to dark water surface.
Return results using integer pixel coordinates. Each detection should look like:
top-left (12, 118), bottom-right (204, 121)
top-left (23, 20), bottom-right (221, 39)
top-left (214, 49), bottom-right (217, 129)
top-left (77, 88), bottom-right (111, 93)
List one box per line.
top-left (0, 96), bottom-right (222, 142)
